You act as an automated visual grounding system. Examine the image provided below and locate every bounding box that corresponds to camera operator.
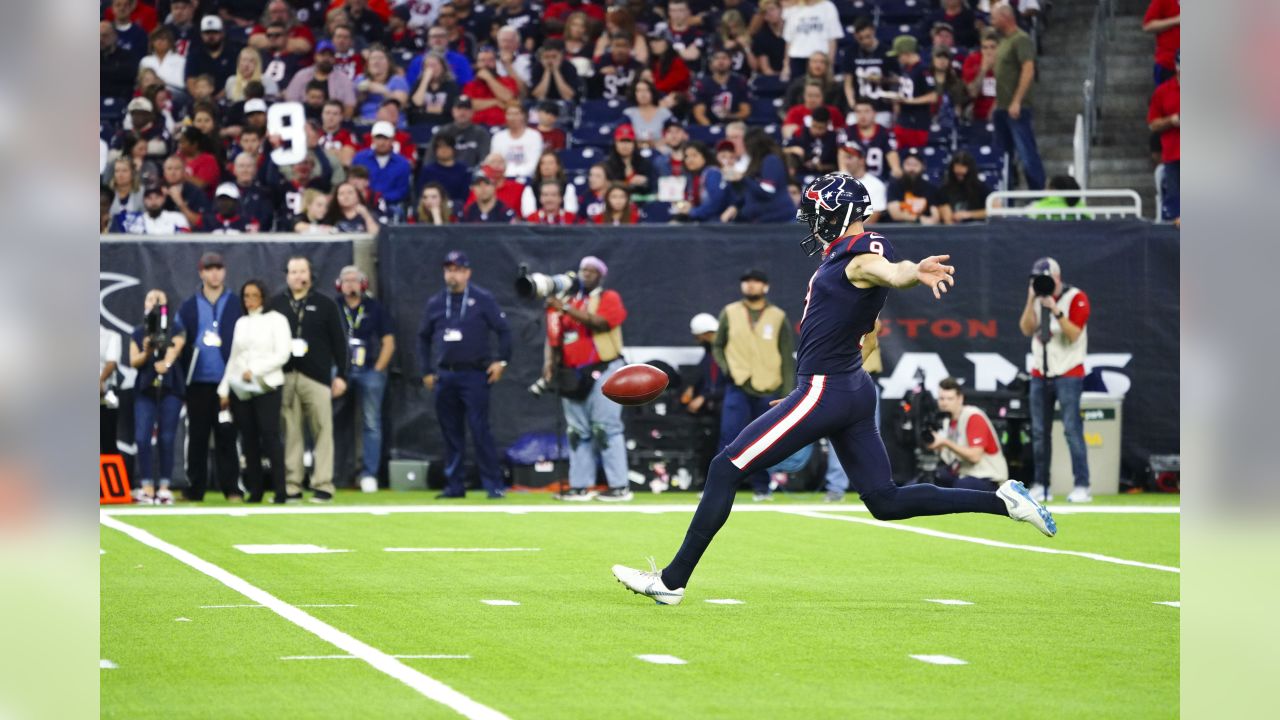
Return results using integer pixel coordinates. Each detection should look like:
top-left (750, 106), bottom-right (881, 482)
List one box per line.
top-left (1019, 256), bottom-right (1092, 503)
top-left (417, 251), bottom-right (512, 499)
top-left (680, 313), bottom-right (726, 417)
top-left (542, 256), bottom-right (631, 502)
top-left (128, 289), bottom-right (187, 504)
top-left (927, 377), bottom-right (1008, 491)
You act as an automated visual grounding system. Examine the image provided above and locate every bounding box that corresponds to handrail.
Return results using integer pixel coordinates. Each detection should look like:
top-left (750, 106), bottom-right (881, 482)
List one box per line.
top-left (1078, 0), bottom-right (1116, 191)
top-left (1072, 113), bottom-right (1087, 189)
top-left (985, 189), bottom-right (1143, 219)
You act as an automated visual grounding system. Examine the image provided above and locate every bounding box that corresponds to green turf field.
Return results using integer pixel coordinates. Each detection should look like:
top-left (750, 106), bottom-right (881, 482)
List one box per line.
top-left (101, 492), bottom-right (1179, 719)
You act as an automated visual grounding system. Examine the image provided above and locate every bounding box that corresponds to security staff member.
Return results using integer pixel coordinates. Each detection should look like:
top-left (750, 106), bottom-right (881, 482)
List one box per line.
top-left (713, 268), bottom-right (796, 501)
top-left (417, 250), bottom-right (513, 499)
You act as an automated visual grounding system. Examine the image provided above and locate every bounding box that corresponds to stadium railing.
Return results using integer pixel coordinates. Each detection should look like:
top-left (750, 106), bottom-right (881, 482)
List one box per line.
top-left (985, 189), bottom-right (1143, 219)
top-left (1079, 0), bottom-right (1117, 193)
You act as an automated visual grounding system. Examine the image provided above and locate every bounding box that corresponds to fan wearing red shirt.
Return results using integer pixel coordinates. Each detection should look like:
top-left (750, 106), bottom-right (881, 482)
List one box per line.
top-left (177, 127), bottom-right (221, 197)
top-left (525, 181), bottom-right (580, 224)
top-left (103, 0), bottom-right (158, 33)
top-left (1148, 54), bottom-right (1180, 221)
top-left (1142, 0), bottom-right (1181, 85)
top-left (782, 81), bottom-right (845, 141)
top-left (962, 31), bottom-right (1000, 123)
top-left (544, 1), bottom-right (607, 36)
top-left (928, 377), bottom-right (1009, 492)
top-left (463, 154), bottom-right (527, 212)
top-left (463, 47), bottom-right (519, 127)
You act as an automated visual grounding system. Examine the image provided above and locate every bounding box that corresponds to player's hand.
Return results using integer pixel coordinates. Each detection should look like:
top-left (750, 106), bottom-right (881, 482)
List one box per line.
top-left (423, 374), bottom-right (437, 391)
top-left (917, 255), bottom-right (956, 299)
top-left (486, 362), bottom-right (505, 384)
top-left (332, 377), bottom-right (348, 398)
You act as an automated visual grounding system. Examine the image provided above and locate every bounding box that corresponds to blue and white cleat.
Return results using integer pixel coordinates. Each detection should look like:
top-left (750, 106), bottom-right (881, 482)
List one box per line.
top-left (998, 480), bottom-right (1058, 537)
top-left (612, 559), bottom-right (685, 605)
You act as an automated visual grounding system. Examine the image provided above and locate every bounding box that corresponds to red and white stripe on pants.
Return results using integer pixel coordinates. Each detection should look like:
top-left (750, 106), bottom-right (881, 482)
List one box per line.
top-left (729, 375), bottom-right (826, 470)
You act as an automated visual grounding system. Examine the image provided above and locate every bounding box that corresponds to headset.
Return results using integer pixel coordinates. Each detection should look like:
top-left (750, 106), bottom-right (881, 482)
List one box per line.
top-left (334, 265), bottom-right (369, 293)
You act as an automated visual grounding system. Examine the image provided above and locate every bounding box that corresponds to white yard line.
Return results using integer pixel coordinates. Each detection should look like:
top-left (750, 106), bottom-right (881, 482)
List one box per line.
top-left (910, 654), bottom-right (968, 666)
top-left (704, 599), bottom-right (745, 605)
top-left (1153, 601), bottom-right (1180, 608)
top-left (200, 604), bottom-right (358, 609)
top-left (480, 600), bottom-right (520, 606)
top-left (282, 654), bottom-right (471, 661)
top-left (100, 503), bottom-right (1180, 517)
top-left (100, 659), bottom-right (118, 669)
top-left (635, 654), bottom-right (687, 665)
top-left (100, 513), bottom-right (511, 720)
top-left (924, 599), bottom-right (974, 606)
top-left (785, 510), bottom-right (1181, 574)
top-left (384, 548), bottom-right (541, 553)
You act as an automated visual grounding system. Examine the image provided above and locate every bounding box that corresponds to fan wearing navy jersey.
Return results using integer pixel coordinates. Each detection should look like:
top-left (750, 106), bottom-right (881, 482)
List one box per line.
top-left (613, 172), bottom-right (1057, 605)
top-left (886, 35), bottom-right (937, 150)
top-left (459, 173), bottom-right (518, 223)
top-left (842, 18), bottom-right (894, 125)
top-left (843, 101), bottom-right (901, 181)
top-left (784, 106), bottom-right (839, 174)
top-left (589, 35), bottom-right (645, 101)
top-left (691, 49), bottom-right (752, 126)
top-left (657, 1), bottom-right (706, 65)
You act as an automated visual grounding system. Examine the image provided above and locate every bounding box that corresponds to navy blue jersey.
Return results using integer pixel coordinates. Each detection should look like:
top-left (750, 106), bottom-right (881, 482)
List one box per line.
top-left (842, 124), bottom-right (897, 180)
top-left (894, 61), bottom-right (936, 130)
top-left (796, 231), bottom-right (897, 376)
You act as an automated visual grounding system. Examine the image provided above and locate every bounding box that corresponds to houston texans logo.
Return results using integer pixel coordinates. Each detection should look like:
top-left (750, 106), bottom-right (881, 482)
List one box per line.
top-left (804, 176), bottom-right (845, 211)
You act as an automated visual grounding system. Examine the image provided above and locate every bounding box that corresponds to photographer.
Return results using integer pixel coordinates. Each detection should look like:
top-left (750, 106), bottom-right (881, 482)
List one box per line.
top-left (417, 251), bottom-right (512, 499)
top-left (1019, 257), bottom-right (1092, 503)
top-left (542, 256), bottom-right (631, 502)
top-left (927, 377), bottom-right (1008, 491)
top-left (128, 289), bottom-right (187, 505)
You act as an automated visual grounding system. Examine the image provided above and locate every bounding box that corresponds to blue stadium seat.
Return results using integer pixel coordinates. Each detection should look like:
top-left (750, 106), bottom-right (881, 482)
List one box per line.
top-left (878, 0), bottom-right (930, 24)
top-left (639, 201), bottom-right (671, 224)
top-left (569, 173), bottom-right (589, 194)
top-left (571, 122), bottom-right (619, 148)
top-left (748, 97), bottom-right (783, 125)
top-left (561, 146), bottom-right (606, 172)
top-left (877, 23), bottom-right (919, 46)
top-left (408, 123), bottom-right (439, 146)
top-left (101, 96), bottom-right (126, 126)
top-left (921, 145), bottom-right (949, 183)
top-left (836, 0), bottom-right (873, 23)
top-left (686, 124), bottom-right (725, 146)
top-left (750, 75), bottom-right (788, 100)
top-left (577, 99), bottom-right (628, 126)
top-left (969, 142), bottom-right (1000, 167)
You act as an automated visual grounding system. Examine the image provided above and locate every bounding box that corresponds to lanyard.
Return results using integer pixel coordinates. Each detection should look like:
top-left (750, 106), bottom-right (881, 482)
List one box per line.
top-left (289, 295), bottom-right (308, 338)
top-left (444, 285), bottom-right (469, 321)
top-left (342, 303), bottom-right (365, 334)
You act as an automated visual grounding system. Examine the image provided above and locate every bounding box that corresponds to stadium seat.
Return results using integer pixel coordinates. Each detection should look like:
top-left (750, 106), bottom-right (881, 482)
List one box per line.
top-left (577, 99), bottom-right (628, 126)
top-left (836, 0), bottom-right (873, 23)
top-left (877, 23), bottom-right (919, 46)
top-left (748, 97), bottom-right (783, 125)
top-left (921, 145), bottom-right (948, 183)
top-left (408, 123), bottom-right (438, 147)
top-left (101, 96), bottom-right (126, 126)
top-left (878, 0), bottom-right (930, 24)
top-left (569, 173), bottom-right (589, 194)
top-left (571, 122), bottom-right (619, 148)
top-left (561, 146), bottom-right (606, 172)
top-left (686, 124), bottom-right (725, 146)
top-left (639, 201), bottom-right (671, 224)
top-left (750, 75), bottom-right (787, 100)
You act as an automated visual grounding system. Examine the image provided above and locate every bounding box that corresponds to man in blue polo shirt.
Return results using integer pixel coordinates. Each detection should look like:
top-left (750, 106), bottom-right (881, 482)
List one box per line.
top-left (178, 251), bottom-right (243, 501)
top-left (334, 266), bottom-right (396, 493)
top-left (417, 250), bottom-right (512, 499)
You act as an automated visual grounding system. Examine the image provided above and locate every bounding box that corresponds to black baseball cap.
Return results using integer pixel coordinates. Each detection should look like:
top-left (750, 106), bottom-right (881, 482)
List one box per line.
top-left (471, 170), bottom-right (494, 185)
top-left (740, 268), bottom-right (769, 283)
top-left (443, 250), bottom-right (470, 268)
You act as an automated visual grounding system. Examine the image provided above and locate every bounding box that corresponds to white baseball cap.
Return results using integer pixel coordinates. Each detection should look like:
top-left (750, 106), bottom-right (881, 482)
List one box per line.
top-left (215, 182), bottom-right (240, 200)
top-left (244, 98), bottom-right (268, 114)
top-left (689, 313), bottom-right (719, 336)
top-left (371, 121), bottom-right (396, 139)
top-left (126, 97), bottom-right (153, 113)
top-left (200, 15), bottom-right (223, 32)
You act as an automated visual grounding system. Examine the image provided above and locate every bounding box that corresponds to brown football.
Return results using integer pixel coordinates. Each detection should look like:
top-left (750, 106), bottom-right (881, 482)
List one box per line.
top-left (602, 363), bottom-right (669, 406)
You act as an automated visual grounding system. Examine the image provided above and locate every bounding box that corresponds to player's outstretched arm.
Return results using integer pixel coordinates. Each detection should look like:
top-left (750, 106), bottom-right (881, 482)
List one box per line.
top-left (846, 253), bottom-right (956, 299)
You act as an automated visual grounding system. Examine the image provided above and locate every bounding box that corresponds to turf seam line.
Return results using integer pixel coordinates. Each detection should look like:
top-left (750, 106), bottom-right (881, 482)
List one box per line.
top-left (784, 510), bottom-right (1181, 574)
top-left (100, 512), bottom-right (512, 720)
top-left (100, 504), bottom-right (1180, 517)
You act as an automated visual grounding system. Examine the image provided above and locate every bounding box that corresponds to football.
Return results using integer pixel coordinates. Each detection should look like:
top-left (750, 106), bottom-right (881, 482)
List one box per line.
top-left (601, 363), bottom-right (669, 406)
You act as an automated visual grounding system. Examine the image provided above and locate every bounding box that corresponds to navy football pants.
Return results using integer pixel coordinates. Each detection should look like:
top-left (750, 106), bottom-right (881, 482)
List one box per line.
top-left (662, 371), bottom-right (1008, 590)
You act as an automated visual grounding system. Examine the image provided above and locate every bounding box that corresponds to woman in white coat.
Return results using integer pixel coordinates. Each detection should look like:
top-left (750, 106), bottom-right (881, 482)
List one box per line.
top-left (218, 279), bottom-right (293, 503)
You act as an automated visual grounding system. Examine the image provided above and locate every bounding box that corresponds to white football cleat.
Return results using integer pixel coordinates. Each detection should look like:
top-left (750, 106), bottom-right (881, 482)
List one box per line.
top-left (998, 480), bottom-right (1057, 537)
top-left (612, 559), bottom-right (684, 606)
top-left (1066, 486), bottom-right (1093, 503)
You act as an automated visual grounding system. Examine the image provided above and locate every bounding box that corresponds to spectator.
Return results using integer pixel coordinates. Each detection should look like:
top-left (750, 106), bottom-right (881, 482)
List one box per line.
top-left (459, 172), bottom-right (519, 223)
top-left (927, 377), bottom-right (1008, 492)
top-left (710, 9), bottom-right (756, 77)
top-left (217, 279), bottom-right (292, 504)
top-left (525, 181), bottom-right (580, 224)
top-left (655, 120), bottom-right (690, 166)
top-left (723, 121), bottom-right (750, 173)
top-left (417, 250), bottom-right (513, 499)
top-left (352, 121), bottom-right (413, 208)
top-left (645, 30), bottom-right (693, 102)
top-left (419, 136), bottom-right (472, 208)
top-left (347, 166), bottom-right (394, 225)
top-left (227, 47), bottom-right (279, 103)
top-left (844, 100), bottom-right (901, 181)
top-left (176, 126), bottom-right (221, 195)
top-left (260, 22), bottom-right (302, 91)
top-left (327, 181), bottom-right (382, 233)
top-left (929, 21), bottom-right (966, 74)
top-left (843, 17), bottom-right (893, 127)
top-left (344, 0), bottom-right (387, 46)
top-left (291, 189), bottom-right (335, 233)
top-left (712, 267), bottom-right (795, 501)
top-left (781, 0), bottom-right (842, 81)
top-left (187, 73), bottom-right (219, 111)
top-left (268, 151), bottom-right (334, 228)
top-left (116, 135), bottom-right (161, 192)
top-left (542, 256), bottom-right (631, 501)
top-left (356, 45), bottom-right (410, 123)
top-left (491, 106), bottom-right (544, 180)
top-left (886, 151), bottom-right (943, 224)
top-left (836, 145), bottom-right (886, 224)
top-left (104, 0), bottom-right (158, 34)
top-left (330, 25), bottom-right (365, 81)
top-left (579, 163), bottom-right (610, 222)
top-left (407, 26), bottom-right (475, 88)
top-left (623, 81), bottom-right (674, 147)
top-left (333, 266), bottom-right (396, 493)
top-left (1026, 175), bottom-right (1092, 220)
top-left (604, 124), bottom-right (656, 195)
top-left (929, 0), bottom-right (981, 50)
top-left (494, 0), bottom-right (541, 50)
top-left (285, 40), bottom-right (358, 118)
top-left (930, 46), bottom-right (969, 124)
top-left (782, 80), bottom-right (844, 141)
top-left (455, 0), bottom-right (495, 40)
top-left (410, 51), bottom-right (460, 126)
top-left (595, 183), bottom-right (639, 225)
top-left (163, 0), bottom-right (200, 57)
top-left (595, 6), bottom-right (650, 65)
top-left (672, 141), bottom-right (729, 223)
top-left (885, 35), bottom-right (937, 150)
top-left (227, 96), bottom-right (269, 143)
top-left (494, 26), bottom-right (533, 94)
top-left (133, 183), bottom-right (191, 234)
top-left (435, 98), bottom-right (492, 168)
top-left (176, 252), bottom-right (243, 502)
top-left (106, 159), bottom-right (143, 233)
top-left (692, 49), bottom-right (752, 126)
top-left (412, 183), bottom-right (456, 225)
top-left (468, 153), bottom-right (527, 212)
top-left (963, 29), bottom-right (999, 124)
top-left (159, 154), bottom-right (209, 227)
top-left (991, 4), bottom-right (1045, 190)
top-left (938, 150), bottom-right (990, 224)
top-left (140, 27), bottom-right (187, 95)
top-left (189, 102), bottom-right (229, 163)
top-left (270, 256), bottom-right (349, 504)
top-left (657, 1), bottom-right (706, 66)
top-left (1148, 53), bottom-right (1180, 222)
top-left (531, 39), bottom-right (583, 102)
top-left (1142, 0), bottom-right (1180, 85)
top-left (360, 100), bottom-right (419, 164)
top-left (784, 51), bottom-right (841, 114)
top-left (590, 34), bottom-right (645, 101)
top-left (520, 151), bottom-right (580, 218)
top-left (128, 289), bottom-right (187, 505)
top-left (204, 183), bottom-right (254, 233)
top-left (462, 47), bottom-right (519, 127)
top-left (534, 102), bottom-right (568, 151)
top-left (101, 22), bottom-right (137, 103)
top-left (231, 152), bottom-right (274, 229)
top-left (251, 0), bottom-right (316, 56)
top-left (185, 16), bottom-right (239, 98)
top-left (560, 11), bottom-right (594, 59)
top-left (318, 100), bottom-right (358, 167)
top-left (784, 105), bottom-right (839, 175)
top-left (112, 97), bottom-right (172, 162)
top-left (749, 0), bottom-right (786, 77)
top-left (728, 129), bottom-right (795, 223)
top-left (108, 0), bottom-right (150, 59)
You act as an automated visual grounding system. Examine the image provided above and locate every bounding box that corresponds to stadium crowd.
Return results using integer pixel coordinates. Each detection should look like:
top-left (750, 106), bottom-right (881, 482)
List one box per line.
top-left (101, 0), bottom-right (1056, 233)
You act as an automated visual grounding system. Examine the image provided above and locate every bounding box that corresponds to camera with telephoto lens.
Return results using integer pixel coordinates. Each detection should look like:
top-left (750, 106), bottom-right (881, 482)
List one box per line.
top-left (515, 264), bottom-right (580, 299)
top-left (144, 305), bottom-right (171, 353)
top-left (1031, 274), bottom-right (1056, 297)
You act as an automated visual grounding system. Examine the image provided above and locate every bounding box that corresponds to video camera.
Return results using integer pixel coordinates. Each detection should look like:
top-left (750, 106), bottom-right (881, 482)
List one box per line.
top-left (515, 264), bottom-right (580, 300)
top-left (144, 304), bottom-right (171, 354)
